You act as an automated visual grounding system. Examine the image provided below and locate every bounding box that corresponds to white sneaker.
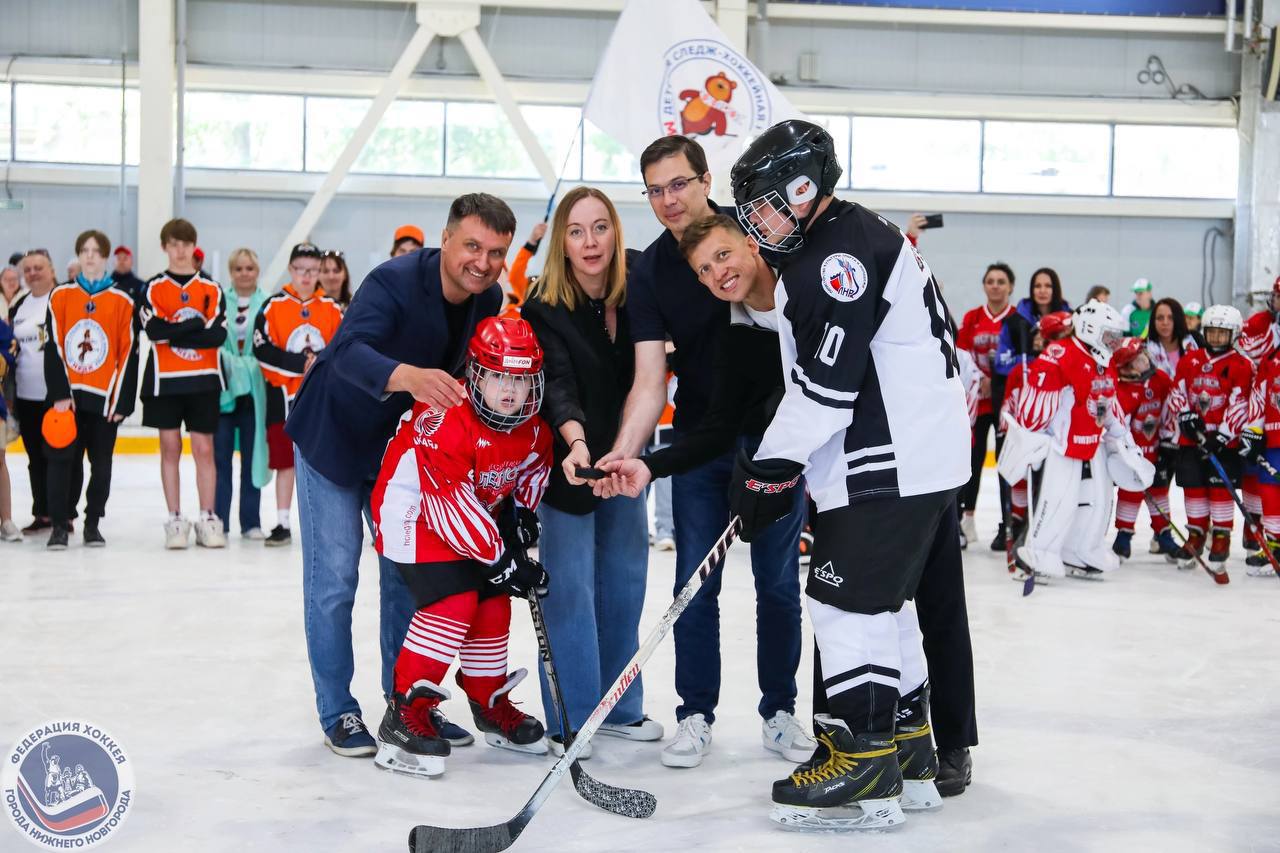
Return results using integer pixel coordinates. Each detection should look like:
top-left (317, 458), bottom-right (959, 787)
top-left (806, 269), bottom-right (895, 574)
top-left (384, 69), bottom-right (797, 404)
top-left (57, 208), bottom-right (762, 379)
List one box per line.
top-left (1148, 538), bottom-right (1162, 554)
top-left (655, 537), bottom-right (675, 552)
top-left (0, 520), bottom-right (22, 542)
top-left (243, 527), bottom-right (266, 541)
top-left (548, 734), bottom-right (592, 759)
top-left (195, 515), bottom-right (226, 548)
top-left (761, 710), bottom-right (817, 763)
top-left (598, 716), bottom-right (664, 741)
top-left (960, 513), bottom-right (976, 544)
top-left (661, 714), bottom-right (711, 768)
top-left (164, 517), bottom-right (192, 550)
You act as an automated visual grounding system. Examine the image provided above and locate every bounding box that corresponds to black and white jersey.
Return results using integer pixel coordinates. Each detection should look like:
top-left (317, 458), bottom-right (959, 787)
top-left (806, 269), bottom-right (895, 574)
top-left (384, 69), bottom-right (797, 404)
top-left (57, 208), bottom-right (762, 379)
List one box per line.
top-left (755, 199), bottom-right (970, 511)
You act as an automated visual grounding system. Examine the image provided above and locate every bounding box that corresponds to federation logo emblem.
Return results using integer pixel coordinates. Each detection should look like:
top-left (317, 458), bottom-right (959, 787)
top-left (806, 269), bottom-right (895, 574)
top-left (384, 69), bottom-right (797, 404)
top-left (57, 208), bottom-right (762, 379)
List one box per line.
top-left (168, 307), bottom-right (206, 362)
top-left (2, 720), bottom-right (135, 849)
top-left (819, 253), bottom-right (868, 303)
top-left (658, 40), bottom-right (773, 157)
top-left (65, 319), bottom-right (109, 375)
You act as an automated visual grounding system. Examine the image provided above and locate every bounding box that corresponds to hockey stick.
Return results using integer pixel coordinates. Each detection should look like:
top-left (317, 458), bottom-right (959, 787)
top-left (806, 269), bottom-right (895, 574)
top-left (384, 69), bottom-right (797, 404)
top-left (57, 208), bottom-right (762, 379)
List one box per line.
top-left (1202, 449), bottom-right (1269, 583)
top-left (1140, 491), bottom-right (1225, 584)
top-left (1020, 465), bottom-right (1037, 596)
top-left (525, 587), bottom-right (657, 819)
top-left (1234, 452), bottom-right (1280, 578)
top-left (409, 518), bottom-right (741, 853)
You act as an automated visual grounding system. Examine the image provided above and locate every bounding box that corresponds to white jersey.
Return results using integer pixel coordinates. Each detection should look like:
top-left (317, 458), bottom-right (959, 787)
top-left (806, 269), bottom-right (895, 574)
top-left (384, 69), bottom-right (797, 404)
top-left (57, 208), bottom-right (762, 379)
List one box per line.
top-left (11, 290), bottom-right (51, 401)
top-left (756, 200), bottom-right (970, 512)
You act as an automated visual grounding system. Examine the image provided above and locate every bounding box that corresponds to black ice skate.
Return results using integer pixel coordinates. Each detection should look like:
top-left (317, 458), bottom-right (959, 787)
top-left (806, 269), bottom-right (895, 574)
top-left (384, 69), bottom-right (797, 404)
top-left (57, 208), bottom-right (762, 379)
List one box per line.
top-left (375, 680), bottom-right (451, 779)
top-left (464, 668), bottom-right (548, 755)
top-left (894, 721), bottom-right (942, 811)
top-left (1173, 526), bottom-right (1205, 569)
top-left (770, 715), bottom-right (905, 831)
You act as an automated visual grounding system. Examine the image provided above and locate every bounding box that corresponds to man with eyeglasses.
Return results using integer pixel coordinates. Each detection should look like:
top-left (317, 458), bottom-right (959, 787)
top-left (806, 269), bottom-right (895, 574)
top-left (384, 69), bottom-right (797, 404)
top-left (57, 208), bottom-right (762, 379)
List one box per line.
top-left (599, 135), bottom-right (813, 770)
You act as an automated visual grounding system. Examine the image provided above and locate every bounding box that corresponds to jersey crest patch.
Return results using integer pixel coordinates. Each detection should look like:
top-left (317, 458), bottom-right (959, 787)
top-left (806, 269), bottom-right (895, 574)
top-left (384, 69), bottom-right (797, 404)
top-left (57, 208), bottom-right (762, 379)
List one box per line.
top-left (819, 253), bottom-right (868, 303)
top-left (66, 319), bottom-right (109, 374)
top-left (414, 408), bottom-right (445, 441)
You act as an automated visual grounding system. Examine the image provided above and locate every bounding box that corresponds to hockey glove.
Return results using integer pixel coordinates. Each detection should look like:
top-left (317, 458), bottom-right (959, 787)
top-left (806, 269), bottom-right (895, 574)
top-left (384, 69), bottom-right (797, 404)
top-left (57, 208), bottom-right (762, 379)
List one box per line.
top-left (728, 449), bottom-right (804, 543)
top-left (1199, 430), bottom-right (1227, 460)
top-left (483, 549), bottom-right (550, 598)
top-left (1239, 428), bottom-right (1264, 464)
top-left (499, 502), bottom-right (541, 549)
top-left (1177, 412), bottom-right (1206, 445)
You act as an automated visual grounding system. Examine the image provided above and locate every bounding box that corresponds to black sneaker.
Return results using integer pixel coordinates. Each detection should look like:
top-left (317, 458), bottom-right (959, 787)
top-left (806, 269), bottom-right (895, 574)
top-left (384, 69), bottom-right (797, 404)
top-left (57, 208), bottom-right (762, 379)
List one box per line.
top-left (265, 525), bottom-right (292, 547)
top-left (47, 527), bottom-right (69, 551)
top-left (936, 747), bottom-right (972, 797)
top-left (23, 517), bottom-right (52, 536)
top-left (84, 521), bottom-right (105, 548)
top-left (988, 523), bottom-right (1007, 552)
top-left (324, 712), bottom-right (377, 757)
top-left (430, 708), bottom-right (475, 747)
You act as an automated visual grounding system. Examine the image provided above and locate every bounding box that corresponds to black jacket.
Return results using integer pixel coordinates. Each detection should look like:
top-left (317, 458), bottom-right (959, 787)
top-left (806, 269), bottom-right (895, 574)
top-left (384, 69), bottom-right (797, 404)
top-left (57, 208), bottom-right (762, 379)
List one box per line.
top-left (522, 262), bottom-right (638, 515)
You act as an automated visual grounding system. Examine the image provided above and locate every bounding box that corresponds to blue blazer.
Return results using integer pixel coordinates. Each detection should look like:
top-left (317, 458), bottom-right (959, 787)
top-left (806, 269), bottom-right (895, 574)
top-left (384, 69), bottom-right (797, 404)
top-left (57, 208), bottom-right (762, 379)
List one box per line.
top-left (286, 249), bottom-right (501, 487)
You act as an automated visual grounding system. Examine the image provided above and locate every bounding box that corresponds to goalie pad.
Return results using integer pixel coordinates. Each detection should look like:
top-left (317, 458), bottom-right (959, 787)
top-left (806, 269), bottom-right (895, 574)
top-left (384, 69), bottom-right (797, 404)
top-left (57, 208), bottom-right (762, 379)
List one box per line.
top-left (1104, 437), bottom-right (1155, 492)
top-left (998, 412), bottom-right (1051, 483)
top-left (1061, 457), bottom-right (1120, 573)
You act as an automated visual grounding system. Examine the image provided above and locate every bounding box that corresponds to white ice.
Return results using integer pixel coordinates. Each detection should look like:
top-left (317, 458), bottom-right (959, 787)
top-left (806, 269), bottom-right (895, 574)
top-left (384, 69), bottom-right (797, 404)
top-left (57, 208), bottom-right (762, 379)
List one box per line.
top-left (2, 455), bottom-right (1278, 853)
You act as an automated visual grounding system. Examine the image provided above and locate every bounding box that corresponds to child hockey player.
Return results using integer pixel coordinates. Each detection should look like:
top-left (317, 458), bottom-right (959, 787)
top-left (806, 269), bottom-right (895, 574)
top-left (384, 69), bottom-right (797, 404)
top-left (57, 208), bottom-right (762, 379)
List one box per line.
top-left (1167, 305), bottom-right (1253, 570)
top-left (1110, 338), bottom-right (1176, 560)
top-left (370, 316), bottom-right (552, 778)
top-left (1240, 331), bottom-right (1280, 576)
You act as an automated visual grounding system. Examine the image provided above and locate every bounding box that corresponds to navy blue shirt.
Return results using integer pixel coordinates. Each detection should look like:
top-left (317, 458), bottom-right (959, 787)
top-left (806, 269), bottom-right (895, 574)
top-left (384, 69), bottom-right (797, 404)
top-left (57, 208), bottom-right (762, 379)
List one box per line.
top-left (627, 204), bottom-right (731, 432)
top-left (286, 249), bottom-right (501, 487)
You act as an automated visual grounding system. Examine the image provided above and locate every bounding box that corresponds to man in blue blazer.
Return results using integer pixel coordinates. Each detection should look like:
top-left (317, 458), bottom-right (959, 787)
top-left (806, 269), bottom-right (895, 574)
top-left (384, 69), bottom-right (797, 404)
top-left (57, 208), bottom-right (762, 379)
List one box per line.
top-left (287, 193), bottom-right (511, 757)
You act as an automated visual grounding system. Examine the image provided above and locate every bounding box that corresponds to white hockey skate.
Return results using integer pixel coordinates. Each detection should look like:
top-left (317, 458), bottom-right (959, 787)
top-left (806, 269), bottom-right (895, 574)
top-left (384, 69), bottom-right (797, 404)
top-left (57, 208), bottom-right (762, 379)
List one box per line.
top-left (374, 680), bottom-right (451, 779)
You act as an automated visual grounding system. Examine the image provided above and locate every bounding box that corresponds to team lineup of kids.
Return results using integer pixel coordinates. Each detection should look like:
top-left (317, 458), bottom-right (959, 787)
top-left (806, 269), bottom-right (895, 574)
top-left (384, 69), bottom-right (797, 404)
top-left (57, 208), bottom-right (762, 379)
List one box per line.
top-left (7, 118), bottom-right (1280, 833)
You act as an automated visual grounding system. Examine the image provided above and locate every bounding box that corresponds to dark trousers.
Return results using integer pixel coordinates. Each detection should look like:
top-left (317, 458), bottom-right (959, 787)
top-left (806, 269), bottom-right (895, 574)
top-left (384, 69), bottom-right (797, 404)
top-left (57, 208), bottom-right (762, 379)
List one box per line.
top-left (214, 395), bottom-right (262, 534)
top-left (48, 410), bottom-right (118, 528)
top-left (960, 411), bottom-right (1006, 517)
top-left (812, 497), bottom-right (978, 750)
top-left (670, 434), bottom-right (804, 724)
top-left (14, 397), bottom-right (82, 521)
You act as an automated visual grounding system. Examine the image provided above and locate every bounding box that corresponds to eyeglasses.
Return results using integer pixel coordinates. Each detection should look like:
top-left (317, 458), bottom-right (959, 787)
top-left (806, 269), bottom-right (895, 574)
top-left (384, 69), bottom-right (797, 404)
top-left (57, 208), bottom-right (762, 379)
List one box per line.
top-left (289, 264), bottom-right (320, 277)
top-left (641, 175), bottom-right (702, 199)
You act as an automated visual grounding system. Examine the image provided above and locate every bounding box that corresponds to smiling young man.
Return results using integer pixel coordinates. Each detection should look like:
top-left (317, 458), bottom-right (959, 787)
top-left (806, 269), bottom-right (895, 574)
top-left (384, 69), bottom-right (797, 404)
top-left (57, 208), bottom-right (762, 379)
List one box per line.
top-left (600, 137), bottom-right (812, 770)
top-left (286, 193), bottom-right (511, 759)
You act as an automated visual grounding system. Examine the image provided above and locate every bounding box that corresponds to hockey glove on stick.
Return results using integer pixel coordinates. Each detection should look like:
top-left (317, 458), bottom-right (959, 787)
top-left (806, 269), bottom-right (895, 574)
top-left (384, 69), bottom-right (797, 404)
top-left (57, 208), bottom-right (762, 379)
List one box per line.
top-left (483, 549), bottom-right (550, 598)
top-left (1178, 411), bottom-right (1206, 445)
top-left (1239, 427), bottom-right (1264, 464)
top-left (728, 449), bottom-right (803, 543)
top-left (499, 501), bottom-right (541, 549)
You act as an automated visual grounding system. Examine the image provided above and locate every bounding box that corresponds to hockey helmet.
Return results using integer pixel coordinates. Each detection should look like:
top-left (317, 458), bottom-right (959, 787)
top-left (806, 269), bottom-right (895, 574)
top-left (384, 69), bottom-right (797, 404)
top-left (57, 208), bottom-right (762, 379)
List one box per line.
top-left (1037, 310), bottom-right (1073, 340)
top-left (466, 316), bottom-right (544, 432)
top-left (730, 120), bottom-right (843, 263)
top-left (1200, 304), bottom-right (1243, 354)
top-left (1112, 337), bottom-right (1154, 381)
top-left (41, 408), bottom-right (77, 453)
top-left (1072, 299), bottom-right (1127, 367)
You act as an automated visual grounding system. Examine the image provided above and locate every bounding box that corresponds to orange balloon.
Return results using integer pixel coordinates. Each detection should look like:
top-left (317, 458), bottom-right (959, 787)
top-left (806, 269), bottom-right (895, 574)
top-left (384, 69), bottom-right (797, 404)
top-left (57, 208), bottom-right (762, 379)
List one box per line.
top-left (42, 408), bottom-right (77, 450)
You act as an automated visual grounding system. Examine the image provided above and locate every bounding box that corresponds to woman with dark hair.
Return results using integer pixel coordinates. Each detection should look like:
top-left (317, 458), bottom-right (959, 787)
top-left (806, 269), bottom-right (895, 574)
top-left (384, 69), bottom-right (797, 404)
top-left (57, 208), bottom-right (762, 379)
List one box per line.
top-left (319, 250), bottom-right (352, 311)
top-left (1145, 297), bottom-right (1197, 378)
top-left (992, 267), bottom-right (1069, 418)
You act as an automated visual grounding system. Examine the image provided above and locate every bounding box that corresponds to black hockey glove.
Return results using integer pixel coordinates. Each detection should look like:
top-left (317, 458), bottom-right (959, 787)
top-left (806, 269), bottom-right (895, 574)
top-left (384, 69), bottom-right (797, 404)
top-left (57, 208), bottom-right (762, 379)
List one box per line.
top-left (1238, 428), bottom-right (1264, 464)
top-left (1177, 412), bottom-right (1206, 445)
top-left (728, 449), bottom-right (804, 543)
top-left (1199, 430), bottom-right (1227, 459)
top-left (483, 549), bottom-right (550, 598)
top-left (499, 502), bottom-right (541, 549)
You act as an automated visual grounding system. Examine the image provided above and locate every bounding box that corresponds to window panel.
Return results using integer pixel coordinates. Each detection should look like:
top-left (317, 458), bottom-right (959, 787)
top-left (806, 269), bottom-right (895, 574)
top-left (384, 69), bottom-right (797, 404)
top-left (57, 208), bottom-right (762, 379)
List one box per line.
top-left (0, 84), bottom-right (9, 160)
top-left (583, 119), bottom-right (641, 183)
top-left (808, 114), bottom-right (852, 189)
top-left (185, 92), bottom-right (303, 171)
top-left (850, 116), bottom-right (981, 192)
top-left (15, 83), bottom-right (140, 165)
top-left (445, 103), bottom-right (582, 180)
top-left (1112, 125), bottom-right (1237, 200)
top-left (305, 97), bottom-right (443, 175)
top-left (982, 121), bottom-right (1111, 196)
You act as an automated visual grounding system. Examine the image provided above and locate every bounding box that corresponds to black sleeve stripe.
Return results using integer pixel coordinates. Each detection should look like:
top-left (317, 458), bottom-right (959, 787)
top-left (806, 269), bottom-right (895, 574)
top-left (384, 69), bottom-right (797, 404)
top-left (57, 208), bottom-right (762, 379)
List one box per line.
top-left (792, 365), bottom-right (859, 409)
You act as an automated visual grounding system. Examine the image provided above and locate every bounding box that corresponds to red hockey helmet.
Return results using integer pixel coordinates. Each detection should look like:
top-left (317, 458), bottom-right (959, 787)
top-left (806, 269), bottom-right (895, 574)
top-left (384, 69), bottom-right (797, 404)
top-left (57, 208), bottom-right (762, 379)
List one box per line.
top-left (1038, 310), bottom-right (1072, 340)
top-left (1111, 337), bottom-right (1143, 368)
top-left (466, 316), bottom-right (544, 432)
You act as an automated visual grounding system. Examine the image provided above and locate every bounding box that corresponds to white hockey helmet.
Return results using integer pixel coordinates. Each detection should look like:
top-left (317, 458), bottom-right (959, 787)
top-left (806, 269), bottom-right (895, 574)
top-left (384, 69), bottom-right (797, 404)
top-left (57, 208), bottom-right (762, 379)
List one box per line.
top-left (1200, 304), bottom-right (1243, 353)
top-left (1072, 299), bottom-right (1127, 367)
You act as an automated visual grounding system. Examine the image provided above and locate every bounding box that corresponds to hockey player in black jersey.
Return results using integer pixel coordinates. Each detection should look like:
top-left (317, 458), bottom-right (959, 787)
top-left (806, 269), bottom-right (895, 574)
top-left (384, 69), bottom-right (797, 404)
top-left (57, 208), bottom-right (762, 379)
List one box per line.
top-left (727, 120), bottom-right (972, 829)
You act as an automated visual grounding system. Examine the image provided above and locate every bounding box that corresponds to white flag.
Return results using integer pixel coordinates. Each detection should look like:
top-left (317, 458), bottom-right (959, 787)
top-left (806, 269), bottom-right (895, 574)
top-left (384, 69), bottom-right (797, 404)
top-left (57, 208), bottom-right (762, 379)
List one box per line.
top-left (584, 0), bottom-right (803, 181)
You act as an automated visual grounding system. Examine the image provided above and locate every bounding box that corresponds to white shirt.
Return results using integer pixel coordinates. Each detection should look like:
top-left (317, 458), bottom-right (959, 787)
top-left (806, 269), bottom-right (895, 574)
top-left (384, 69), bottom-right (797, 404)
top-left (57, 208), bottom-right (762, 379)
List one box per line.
top-left (11, 290), bottom-right (51, 401)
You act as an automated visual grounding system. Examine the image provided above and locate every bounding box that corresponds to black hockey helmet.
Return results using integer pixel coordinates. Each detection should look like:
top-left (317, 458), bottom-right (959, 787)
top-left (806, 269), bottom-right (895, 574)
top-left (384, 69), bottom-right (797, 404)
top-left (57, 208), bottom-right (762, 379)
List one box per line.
top-left (730, 120), bottom-right (843, 263)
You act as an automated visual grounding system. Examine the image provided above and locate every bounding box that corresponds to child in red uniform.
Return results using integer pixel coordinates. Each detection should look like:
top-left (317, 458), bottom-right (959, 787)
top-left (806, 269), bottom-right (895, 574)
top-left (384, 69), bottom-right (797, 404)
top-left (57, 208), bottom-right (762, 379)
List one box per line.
top-left (1241, 334), bottom-right (1280, 575)
top-left (370, 317), bottom-right (553, 778)
top-left (1109, 339), bottom-right (1175, 560)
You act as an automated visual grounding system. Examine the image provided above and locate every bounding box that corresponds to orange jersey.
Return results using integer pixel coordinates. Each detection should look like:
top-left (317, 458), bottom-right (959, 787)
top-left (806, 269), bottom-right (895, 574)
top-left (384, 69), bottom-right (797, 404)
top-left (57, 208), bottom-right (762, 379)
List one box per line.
top-left (140, 271), bottom-right (227, 397)
top-left (253, 285), bottom-right (342, 402)
top-left (44, 282), bottom-right (139, 418)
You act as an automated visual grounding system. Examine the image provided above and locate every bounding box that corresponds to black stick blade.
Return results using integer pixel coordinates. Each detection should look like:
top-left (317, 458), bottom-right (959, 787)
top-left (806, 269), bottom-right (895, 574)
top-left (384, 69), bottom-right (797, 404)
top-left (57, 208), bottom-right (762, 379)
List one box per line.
top-left (571, 765), bottom-right (657, 819)
top-left (409, 823), bottom-right (514, 853)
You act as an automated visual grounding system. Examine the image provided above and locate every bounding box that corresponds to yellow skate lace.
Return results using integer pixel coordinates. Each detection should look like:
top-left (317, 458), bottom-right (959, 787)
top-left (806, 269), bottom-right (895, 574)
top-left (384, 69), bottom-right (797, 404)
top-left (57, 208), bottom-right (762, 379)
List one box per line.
top-left (789, 733), bottom-right (896, 786)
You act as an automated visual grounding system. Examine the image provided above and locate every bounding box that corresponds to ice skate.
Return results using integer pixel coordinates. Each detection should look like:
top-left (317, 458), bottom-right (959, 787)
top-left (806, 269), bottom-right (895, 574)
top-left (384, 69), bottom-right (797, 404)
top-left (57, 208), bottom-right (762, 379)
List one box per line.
top-left (1150, 529), bottom-right (1177, 557)
top-left (375, 680), bottom-right (450, 778)
top-left (894, 721), bottom-right (942, 812)
top-left (770, 715), bottom-right (905, 831)
top-left (464, 668), bottom-right (547, 755)
top-left (1015, 544), bottom-right (1064, 578)
top-left (1208, 528), bottom-right (1231, 566)
top-left (1111, 530), bottom-right (1132, 560)
top-left (1173, 527), bottom-right (1205, 569)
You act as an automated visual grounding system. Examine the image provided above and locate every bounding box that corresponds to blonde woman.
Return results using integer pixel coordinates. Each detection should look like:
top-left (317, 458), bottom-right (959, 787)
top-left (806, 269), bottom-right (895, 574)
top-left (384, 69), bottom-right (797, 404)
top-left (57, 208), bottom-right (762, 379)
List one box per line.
top-left (520, 186), bottom-right (659, 755)
top-left (214, 248), bottom-right (270, 538)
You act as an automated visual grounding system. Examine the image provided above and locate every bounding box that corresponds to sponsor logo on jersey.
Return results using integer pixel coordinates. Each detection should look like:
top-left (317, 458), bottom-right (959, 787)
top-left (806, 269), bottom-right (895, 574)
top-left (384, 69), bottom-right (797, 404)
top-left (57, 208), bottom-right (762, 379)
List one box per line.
top-left (168, 306), bottom-right (207, 361)
top-left (744, 474), bottom-right (801, 493)
top-left (476, 463), bottom-right (520, 491)
top-left (285, 323), bottom-right (324, 355)
top-left (502, 356), bottom-right (532, 370)
top-left (64, 319), bottom-right (109, 375)
top-left (812, 561), bottom-right (844, 588)
top-left (819, 253), bottom-right (867, 303)
top-left (2, 720), bottom-right (134, 849)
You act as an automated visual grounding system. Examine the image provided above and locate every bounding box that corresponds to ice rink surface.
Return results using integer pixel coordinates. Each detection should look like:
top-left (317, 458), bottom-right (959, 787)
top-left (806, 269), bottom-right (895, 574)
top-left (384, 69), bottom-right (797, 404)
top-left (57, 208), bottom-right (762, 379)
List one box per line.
top-left (2, 455), bottom-right (1279, 853)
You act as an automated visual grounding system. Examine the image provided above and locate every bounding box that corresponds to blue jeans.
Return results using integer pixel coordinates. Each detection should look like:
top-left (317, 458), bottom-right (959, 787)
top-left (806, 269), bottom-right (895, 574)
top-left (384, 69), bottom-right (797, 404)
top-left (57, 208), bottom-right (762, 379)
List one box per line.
top-left (213, 397), bottom-right (261, 534)
top-left (670, 434), bottom-right (804, 724)
top-left (295, 448), bottom-right (417, 733)
top-left (535, 495), bottom-right (649, 737)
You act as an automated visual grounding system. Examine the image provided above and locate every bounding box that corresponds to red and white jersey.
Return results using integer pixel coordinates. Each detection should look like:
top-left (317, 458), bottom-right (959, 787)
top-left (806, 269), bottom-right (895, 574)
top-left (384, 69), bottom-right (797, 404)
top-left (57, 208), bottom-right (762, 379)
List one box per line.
top-left (371, 396), bottom-right (552, 566)
top-left (1244, 353), bottom-right (1280, 448)
top-left (1167, 348), bottom-right (1254, 447)
top-left (957, 304), bottom-right (1012, 416)
top-left (998, 359), bottom-right (1031, 435)
top-left (1238, 310), bottom-right (1279, 365)
top-left (1016, 337), bottom-right (1123, 460)
top-left (1115, 370), bottom-right (1173, 460)
top-left (957, 347), bottom-right (981, 429)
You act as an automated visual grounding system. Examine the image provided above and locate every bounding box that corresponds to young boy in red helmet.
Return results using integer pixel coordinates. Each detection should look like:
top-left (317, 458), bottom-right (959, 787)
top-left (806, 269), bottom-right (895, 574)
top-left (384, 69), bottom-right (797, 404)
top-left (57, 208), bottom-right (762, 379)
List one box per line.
top-left (370, 316), bottom-right (553, 778)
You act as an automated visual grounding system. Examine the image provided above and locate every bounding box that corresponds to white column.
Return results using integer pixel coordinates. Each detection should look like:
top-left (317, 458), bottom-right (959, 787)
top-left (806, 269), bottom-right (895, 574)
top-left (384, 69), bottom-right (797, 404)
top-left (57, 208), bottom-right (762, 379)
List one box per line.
top-left (137, 0), bottom-right (175, 278)
top-left (716, 0), bottom-right (750, 54)
top-left (1231, 8), bottom-right (1280, 305)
